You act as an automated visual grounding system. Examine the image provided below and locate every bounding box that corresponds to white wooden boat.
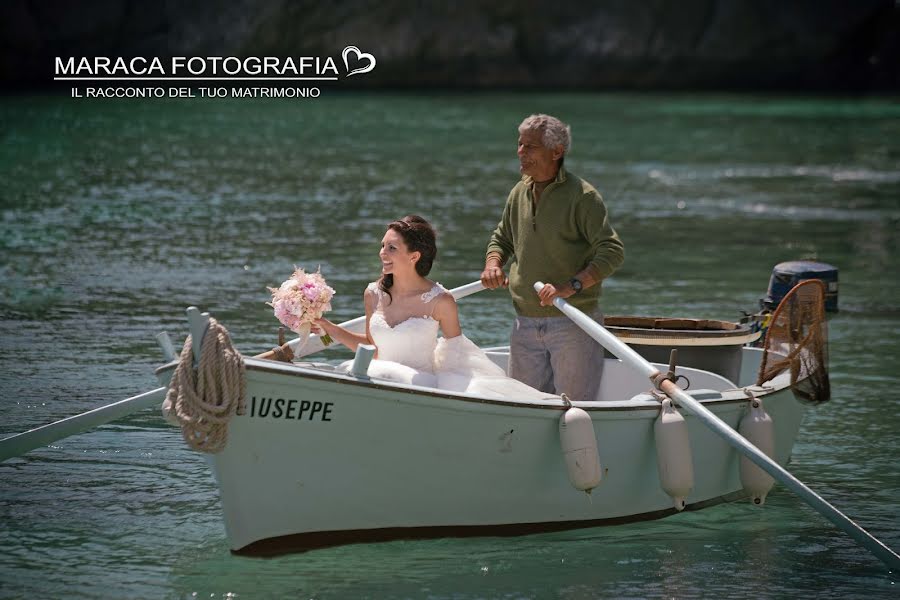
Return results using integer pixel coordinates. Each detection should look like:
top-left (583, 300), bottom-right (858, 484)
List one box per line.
top-left (6, 269), bottom-right (897, 568)
top-left (153, 303), bottom-right (807, 556)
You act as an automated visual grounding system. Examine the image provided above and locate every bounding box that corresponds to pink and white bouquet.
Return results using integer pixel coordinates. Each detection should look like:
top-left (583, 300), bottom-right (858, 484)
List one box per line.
top-left (268, 267), bottom-right (335, 346)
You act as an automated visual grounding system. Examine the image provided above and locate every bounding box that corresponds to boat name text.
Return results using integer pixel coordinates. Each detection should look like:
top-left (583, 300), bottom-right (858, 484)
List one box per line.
top-left (250, 397), bottom-right (334, 421)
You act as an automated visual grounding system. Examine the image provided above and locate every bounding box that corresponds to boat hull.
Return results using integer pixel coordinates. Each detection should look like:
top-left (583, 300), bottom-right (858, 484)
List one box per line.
top-left (174, 353), bottom-right (806, 555)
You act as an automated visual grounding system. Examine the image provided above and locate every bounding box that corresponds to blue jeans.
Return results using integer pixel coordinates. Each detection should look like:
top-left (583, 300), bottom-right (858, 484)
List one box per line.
top-left (509, 310), bottom-right (605, 402)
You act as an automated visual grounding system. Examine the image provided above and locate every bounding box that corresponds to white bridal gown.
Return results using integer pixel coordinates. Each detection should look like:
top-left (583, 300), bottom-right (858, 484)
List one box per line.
top-left (346, 282), bottom-right (555, 401)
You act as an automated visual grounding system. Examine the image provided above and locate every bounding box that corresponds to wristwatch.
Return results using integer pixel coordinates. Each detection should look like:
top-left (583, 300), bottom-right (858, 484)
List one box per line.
top-left (569, 277), bottom-right (583, 294)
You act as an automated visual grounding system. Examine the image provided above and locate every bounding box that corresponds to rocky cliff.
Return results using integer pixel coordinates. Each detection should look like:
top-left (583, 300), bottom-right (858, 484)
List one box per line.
top-left (2, 0), bottom-right (897, 90)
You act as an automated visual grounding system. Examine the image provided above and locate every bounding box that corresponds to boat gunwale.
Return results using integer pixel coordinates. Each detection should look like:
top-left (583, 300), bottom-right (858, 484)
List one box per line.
top-left (156, 356), bottom-right (788, 413)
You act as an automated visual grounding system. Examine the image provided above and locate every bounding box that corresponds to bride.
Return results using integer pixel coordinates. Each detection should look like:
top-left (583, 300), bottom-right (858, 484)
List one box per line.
top-left (314, 215), bottom-right (554, 400)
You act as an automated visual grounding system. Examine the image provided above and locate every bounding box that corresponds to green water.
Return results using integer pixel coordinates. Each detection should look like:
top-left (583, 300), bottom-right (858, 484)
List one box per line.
top-left (1, 92), bottom-right (898, 598)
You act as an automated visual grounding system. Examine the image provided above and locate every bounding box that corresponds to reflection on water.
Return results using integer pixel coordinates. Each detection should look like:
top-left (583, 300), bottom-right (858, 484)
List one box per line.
top-left (0, 92), bottom-right (898, 598)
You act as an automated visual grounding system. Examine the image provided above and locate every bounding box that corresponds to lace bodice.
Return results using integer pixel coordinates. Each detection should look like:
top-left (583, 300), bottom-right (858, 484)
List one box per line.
top-left (367, 281), bottom-right (445, 372)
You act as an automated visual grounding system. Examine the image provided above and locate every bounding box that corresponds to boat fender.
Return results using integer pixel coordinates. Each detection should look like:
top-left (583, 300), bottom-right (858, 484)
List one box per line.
top-left (738, 397), bottom-right (775, 505)
top-left (654, 398), bottom-right (695, 511)
top-left (559, 405), bottom-right (602, 494)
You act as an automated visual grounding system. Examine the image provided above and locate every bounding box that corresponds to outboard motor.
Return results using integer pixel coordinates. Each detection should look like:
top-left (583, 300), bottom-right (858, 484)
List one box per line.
top-left (743, 260), bottom-right (838, 345)
top-left (763, 260), bottom-right (839, 313)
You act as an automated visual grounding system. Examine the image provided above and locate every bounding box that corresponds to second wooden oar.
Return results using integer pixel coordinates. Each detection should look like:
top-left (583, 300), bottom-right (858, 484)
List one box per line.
top-left (534, 281), bottom-right (900, 571)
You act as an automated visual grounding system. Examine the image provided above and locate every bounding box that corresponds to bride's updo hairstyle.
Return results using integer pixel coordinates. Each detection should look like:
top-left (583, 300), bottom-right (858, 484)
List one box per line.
top-left (379, 214), bottom-right (438, 302)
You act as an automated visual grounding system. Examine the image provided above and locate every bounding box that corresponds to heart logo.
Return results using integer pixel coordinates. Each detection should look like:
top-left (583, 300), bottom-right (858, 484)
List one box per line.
top-left (342, 46), bottom-right (376, 77)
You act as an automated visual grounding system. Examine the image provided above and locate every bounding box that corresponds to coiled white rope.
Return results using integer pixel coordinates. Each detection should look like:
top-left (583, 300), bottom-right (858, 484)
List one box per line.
top-left (162, 318), bottom-right (246, 453)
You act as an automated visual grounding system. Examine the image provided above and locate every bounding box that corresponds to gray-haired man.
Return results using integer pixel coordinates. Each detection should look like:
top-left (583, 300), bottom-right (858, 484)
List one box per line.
top-left (481, 114), bottom-right (625, 401)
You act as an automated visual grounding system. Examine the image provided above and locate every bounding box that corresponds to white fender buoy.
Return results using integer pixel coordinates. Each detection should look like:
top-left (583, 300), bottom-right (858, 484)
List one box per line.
top-left (739, 397), bottom-right (775, 505)
top-left (654, 398), bottom-right (694, 511)
top-left (559, 406), bottom-right (602, 493)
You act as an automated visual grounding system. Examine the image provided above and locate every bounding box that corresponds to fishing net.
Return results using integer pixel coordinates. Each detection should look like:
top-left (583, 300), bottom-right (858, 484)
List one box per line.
top-left (756, 279), bottom-right (830, 403)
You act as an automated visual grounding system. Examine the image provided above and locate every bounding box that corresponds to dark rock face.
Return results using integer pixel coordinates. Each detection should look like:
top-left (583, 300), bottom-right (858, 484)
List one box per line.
top-left (2, 0), bottom-right (897, 90)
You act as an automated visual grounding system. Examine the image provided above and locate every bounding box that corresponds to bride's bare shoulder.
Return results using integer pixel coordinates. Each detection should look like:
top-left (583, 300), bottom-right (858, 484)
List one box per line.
top-left (431, 290), bottom-right (458, 316)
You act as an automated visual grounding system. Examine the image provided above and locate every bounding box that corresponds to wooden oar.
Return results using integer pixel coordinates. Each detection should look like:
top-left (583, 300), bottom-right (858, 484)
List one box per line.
top-left (534, 281), bottom-right (900, 570)
top-left (0, 307), bottom-right (212, 463)
top-left (0, 387), bottom-right (167, 463)
top-left (0, 281), bottom-right (490, 463)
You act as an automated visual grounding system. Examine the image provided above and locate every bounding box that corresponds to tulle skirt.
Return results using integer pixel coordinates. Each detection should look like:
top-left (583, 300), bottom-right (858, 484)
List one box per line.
top-left (339, 334), bottom-right (555, 401)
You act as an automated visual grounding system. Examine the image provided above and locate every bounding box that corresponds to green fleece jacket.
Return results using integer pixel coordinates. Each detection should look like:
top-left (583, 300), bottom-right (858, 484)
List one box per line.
top-left (486, 167), bottom-right (625, 317)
